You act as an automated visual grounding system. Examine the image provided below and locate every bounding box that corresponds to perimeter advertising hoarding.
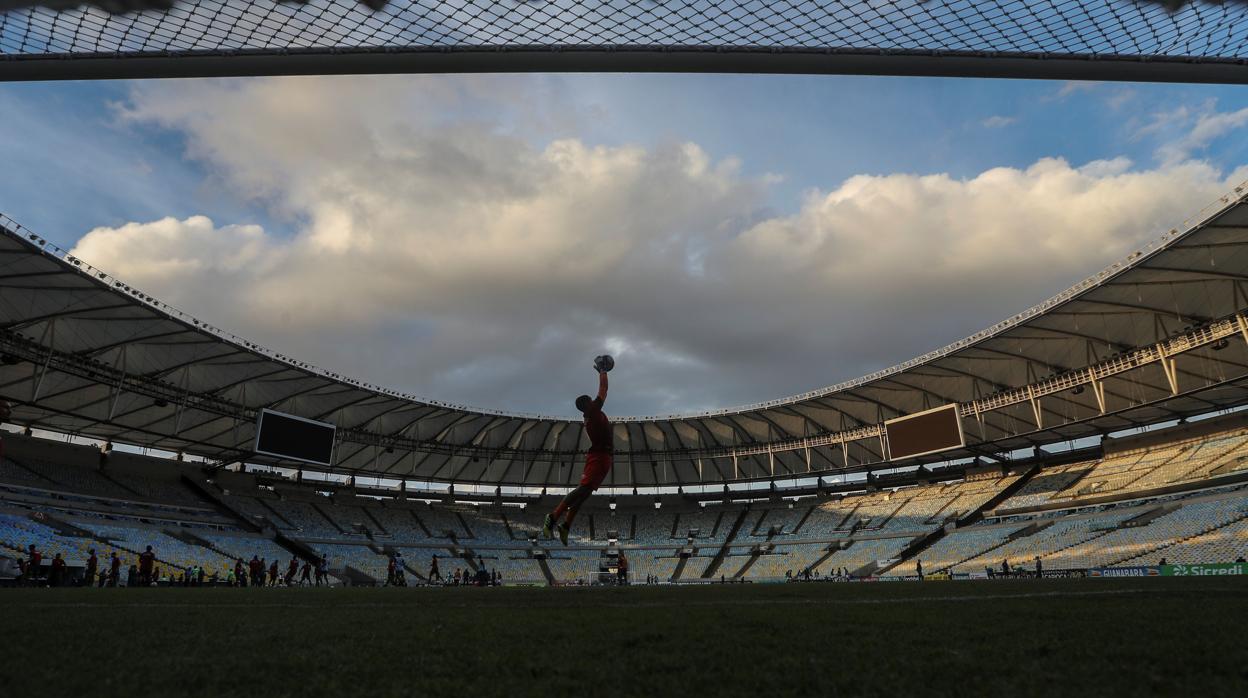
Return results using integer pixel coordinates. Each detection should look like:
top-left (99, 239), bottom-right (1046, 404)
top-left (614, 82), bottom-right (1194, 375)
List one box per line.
top-left (1160, 563), bottom-right (1248, 576)
top-left (884, 404), bottom-right (965, 461)
top-left (1040, 570), bottom-right (1085, 579)
top-left (1088, 567), bottom-right (1160, 578)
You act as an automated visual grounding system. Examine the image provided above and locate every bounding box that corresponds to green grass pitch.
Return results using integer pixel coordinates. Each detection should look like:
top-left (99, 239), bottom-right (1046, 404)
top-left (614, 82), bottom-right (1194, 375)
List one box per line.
top-left (2, 577), bottom-right (1245, 697)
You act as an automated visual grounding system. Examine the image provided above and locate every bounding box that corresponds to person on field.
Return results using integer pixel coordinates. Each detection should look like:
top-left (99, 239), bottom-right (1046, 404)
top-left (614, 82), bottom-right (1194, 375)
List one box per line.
top-left (109, 552), bottom-right (121, 587)
top-left (916, 559), bottom-right (923, 581)
top-left (49, 553), bottom-right (66, 587)
top-left (268, 559), bottom-right (279, 587)
top-left (25, 544), bottom-right (41, 585)
top-left (138, 546), bottom-right (156, 586)
top-left (286, 558), bottom-right (299, 586)
top-left (299, 560), bottom-right (312, 586)
top-left (543, 362), bottom-right (613, 545)
top-left (1035, 556), bottom-right (1042, 578)
top-left (429, 554), bottom-right (441, 583)
top-left (316, 554), bottom-right (329, 586)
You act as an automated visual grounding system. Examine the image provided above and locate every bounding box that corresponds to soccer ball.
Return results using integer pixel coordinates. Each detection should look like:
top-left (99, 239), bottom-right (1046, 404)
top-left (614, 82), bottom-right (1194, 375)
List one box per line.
top-left (594, 355), bottom-right (615, 373)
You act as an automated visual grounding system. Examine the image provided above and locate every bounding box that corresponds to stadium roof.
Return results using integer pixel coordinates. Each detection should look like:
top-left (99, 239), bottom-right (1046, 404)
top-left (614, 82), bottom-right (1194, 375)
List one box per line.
top-left (2, 0), bottom-right (1248, 82)
top-left (4, 181), bottom-right (1248, 487)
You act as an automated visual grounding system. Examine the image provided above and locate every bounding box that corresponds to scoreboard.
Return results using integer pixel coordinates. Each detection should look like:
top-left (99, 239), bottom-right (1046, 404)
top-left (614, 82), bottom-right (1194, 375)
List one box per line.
top-left (884, 404), bottom-right (965, 461)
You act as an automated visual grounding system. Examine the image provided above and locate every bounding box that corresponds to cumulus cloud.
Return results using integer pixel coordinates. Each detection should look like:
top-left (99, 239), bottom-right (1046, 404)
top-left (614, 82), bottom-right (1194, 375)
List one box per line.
top-left (71, 76), bottom-right (1248, 417)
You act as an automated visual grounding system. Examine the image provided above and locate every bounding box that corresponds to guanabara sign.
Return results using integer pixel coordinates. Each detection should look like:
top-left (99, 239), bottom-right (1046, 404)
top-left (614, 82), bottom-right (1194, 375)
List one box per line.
top-left (1160, 563), bottom-right (1248, 577)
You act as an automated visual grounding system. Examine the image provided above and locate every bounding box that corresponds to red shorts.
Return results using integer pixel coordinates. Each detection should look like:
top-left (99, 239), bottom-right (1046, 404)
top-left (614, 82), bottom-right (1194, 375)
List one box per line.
top-left (580, 451), bottom-right (613, 491)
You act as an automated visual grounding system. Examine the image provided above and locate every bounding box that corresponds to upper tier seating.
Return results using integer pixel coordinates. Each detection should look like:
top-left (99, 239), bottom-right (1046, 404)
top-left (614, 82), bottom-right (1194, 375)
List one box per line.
top-left (416, 505), bottom-right (473, 539)
top-left (740, 507), bottom-right (807, 540)
top-left (462, 508), bottom-right (514, 544)
top-left (633, 512), bottom-right (678, 545)
top-left (16, 457), bottom-right (136, 500)
top-left (314, 501), bottom-right (375, 536)
top-left (265, 499), bottom-right (343, 538)
top-left (590, 510), bottom-right (635, 540)
top-left (368, 504), bottom-right (433, 541)
top-left (997, 462), bottom-right (1094, 510)
top-left (105, 471), bottom-right (207, 508)
top-left (0, 458), bottom-right (56, 489)
top-left (674, 509), bottom-right (722, 540)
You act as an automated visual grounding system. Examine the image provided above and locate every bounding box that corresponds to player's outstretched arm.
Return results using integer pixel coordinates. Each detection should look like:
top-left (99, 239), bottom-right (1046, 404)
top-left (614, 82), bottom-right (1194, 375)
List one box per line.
top-left (596, 369), bottom-right (608, 404)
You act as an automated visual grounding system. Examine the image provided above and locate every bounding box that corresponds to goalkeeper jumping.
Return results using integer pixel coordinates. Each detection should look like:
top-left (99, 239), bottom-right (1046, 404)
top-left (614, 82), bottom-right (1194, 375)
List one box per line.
top-left (543, 356), bottom-right (614, 545)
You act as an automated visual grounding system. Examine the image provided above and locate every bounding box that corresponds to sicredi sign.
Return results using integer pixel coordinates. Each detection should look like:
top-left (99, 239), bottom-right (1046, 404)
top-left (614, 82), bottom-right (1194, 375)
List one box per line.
top-left (1161, 563), bottom-right (1248, 576)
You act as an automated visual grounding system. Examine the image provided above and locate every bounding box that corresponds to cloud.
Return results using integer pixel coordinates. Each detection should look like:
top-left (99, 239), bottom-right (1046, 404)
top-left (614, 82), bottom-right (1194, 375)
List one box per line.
top-left (70, 76), bottom-right (1248, 418)
top-left (1048, 81), bottom-right (1100, 102)
top-left (1132, 99), bottom-right (1248, 165)
top-left (980, 115), bottom-right (1016, 129)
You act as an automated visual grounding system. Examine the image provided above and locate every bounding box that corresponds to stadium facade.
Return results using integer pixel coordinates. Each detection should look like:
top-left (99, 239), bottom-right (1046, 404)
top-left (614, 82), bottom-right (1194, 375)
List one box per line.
top-left (3, 0), bottom-right (1248, 82)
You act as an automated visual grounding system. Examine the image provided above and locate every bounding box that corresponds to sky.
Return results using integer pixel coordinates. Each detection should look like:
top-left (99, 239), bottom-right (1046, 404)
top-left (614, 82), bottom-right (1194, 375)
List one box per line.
top-left (2, 73), bottom-right (1248, 418)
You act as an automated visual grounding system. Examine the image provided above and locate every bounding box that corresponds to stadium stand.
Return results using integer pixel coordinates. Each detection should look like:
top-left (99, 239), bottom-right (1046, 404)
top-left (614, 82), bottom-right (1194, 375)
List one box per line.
top-left (0, 457), bottom-right (55, 489)
top-left (197, 532), bottom-right (296, 570)
top-left (16, 456), bottom-right (136, 500)
top-left (821, 537), bottom-right (914, 576)
top-left (367, 502), bottom-right (432, 540)
top-left (265, 499), bottom-right (342, 538)
top-left (633, 512), bottom-right (677, 545)
top-left (545, 550), bottom-right (603, 584)
top-left (78, 522), bottom-right (235, 576)
top-left (628, 554), bottom-right (679, 583)
top-left (6, 415), bottom-right (1248, 586)
top-left (0, 510), bottom-right (104, 565)
top-left (307, 543), bottom-right (391, 581)
top-left (908, 523), bottom-right (1028, 576)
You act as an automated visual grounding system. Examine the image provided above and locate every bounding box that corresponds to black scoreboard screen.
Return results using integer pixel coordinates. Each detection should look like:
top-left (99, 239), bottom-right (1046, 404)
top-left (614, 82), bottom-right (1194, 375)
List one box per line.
top-left (253, 409), bottom-right (336, 466)
top-left (884, 404), bottom-right (965, 461)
